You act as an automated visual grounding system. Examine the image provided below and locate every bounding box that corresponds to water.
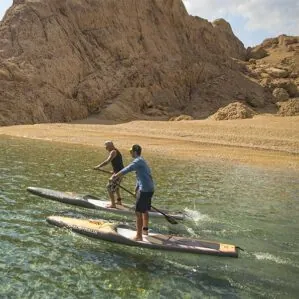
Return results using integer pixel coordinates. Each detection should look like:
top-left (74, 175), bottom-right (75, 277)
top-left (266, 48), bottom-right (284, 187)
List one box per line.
top-left (1, 135), bottom-right (299, 298)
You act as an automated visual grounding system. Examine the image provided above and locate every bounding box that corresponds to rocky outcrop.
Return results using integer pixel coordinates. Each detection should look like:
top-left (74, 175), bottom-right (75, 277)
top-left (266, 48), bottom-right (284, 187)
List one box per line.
top-left (245, 35), bottom-right (299, 116)
top-left (247, 47), bottom-right (268, 60)
top-left (1, 2), bottom-right (298, 125)
top-left (1, 0), bottom-right (274, 126)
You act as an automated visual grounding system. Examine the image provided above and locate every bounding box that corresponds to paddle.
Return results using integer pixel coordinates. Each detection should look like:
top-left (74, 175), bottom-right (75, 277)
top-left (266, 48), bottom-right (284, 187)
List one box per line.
top-left (95, 168), bottom-right (114, 175)
top-left (95, 168), bottom-right (179, 225)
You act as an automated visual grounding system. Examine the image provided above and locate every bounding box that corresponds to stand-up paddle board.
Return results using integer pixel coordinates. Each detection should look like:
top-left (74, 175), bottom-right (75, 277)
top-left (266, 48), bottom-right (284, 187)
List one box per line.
top-left (27, 187), bottom-right (184, 220)
top-left (46, 216), bottom-right (239, 257)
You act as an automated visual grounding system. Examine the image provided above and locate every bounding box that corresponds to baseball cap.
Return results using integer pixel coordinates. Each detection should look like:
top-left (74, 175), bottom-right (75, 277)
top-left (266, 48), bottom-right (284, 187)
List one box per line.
top-left (130, 144), bottom-right (142, 155)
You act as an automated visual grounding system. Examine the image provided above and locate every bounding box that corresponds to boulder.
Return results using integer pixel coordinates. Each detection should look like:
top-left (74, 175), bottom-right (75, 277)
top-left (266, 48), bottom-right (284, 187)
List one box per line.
top-left (272, 88), bottom-right (290, 102)
top-left (265, 67), bottom-right (289, 78)
top-left (268, 79), bottom-right (298, 97)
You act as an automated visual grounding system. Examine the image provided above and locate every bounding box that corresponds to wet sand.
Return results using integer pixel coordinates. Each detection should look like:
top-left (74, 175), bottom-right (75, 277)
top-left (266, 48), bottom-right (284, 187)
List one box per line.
top-left (1, 115), bottom-right (299, 170)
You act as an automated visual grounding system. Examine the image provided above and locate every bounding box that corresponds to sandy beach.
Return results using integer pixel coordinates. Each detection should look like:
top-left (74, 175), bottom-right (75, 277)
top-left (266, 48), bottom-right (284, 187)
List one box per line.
top-left (1, 115), bottom-right (299, 170)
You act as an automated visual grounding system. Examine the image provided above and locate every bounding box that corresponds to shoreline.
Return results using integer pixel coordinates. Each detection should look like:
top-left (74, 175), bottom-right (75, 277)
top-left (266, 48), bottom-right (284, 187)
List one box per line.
top-left (1, 115), bottom-right (299, 171)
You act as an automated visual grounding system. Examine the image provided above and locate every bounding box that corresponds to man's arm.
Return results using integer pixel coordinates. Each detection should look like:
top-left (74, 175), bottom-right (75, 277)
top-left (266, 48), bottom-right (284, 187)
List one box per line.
top-left (111, 159), bottom-right (138, 180)
top-left (94, 150), bottom-right (117, 169)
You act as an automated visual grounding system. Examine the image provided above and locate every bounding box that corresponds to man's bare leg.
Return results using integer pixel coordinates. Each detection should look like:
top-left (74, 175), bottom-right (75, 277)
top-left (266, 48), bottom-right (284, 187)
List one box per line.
top-left (142, 212), bottom-right (149, 235)
top-left (107, 189), bottom-right (116, 208)
top-left (133, 212), bottom-right (143, 241)
top-left (115, 188), bottom-right (122, 205)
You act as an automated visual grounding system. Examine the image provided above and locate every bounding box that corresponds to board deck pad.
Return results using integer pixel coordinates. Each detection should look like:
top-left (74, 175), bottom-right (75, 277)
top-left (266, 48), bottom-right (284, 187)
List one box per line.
top-left (46, 216), bottom-right (239, 258)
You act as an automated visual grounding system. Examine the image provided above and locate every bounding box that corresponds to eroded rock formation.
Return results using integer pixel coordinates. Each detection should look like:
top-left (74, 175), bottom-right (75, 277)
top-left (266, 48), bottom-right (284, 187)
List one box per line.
top-left (246, 35), bottom-right (299, 117)
top-left (0, 0), bottom-right (297, 125)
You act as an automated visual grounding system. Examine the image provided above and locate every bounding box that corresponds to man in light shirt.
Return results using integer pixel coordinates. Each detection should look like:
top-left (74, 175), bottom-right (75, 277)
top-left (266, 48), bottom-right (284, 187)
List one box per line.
top-left (111, 144), bottom-right (154, 241)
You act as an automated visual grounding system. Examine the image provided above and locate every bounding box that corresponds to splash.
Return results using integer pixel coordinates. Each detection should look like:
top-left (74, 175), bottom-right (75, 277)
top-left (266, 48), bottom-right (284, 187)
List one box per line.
top-left (254, 252), bottom-right (289, 265)
top-left (184, 208), bottom-right (211, 223)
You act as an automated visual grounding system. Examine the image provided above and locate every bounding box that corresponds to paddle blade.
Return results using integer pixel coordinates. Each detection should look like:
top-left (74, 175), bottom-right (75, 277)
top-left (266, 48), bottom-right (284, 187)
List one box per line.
top-left (165, 215), bottom-right (179, 225)
top-left (151, 206), bottom-right (179, 224)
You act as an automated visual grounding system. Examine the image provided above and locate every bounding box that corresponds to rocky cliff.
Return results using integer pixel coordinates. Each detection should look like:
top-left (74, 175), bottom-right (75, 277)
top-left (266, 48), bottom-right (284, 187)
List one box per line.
top-left (245, 35), bottom-right (299, 117)
top-left (0, 0), bottom-right (294, 126)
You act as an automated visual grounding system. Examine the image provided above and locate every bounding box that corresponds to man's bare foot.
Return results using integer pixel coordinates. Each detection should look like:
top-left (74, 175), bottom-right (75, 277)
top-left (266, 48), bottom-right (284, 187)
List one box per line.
top-left (132, 236), bottom-right (143, 241)
top-left (106, 204), bottom-right (116, 208)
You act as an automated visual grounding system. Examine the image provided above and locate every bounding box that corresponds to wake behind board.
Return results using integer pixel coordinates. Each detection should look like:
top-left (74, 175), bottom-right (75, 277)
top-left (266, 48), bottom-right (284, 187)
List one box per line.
top-left (27, 187), bottom-right (184, 220)
top-left (46, 216), bottom-right (239, 258)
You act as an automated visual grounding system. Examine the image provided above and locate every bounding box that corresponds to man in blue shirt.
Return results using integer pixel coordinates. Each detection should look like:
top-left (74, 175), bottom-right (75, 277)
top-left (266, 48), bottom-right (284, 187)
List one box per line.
top-left (111, 144), bottom-right (154, 241)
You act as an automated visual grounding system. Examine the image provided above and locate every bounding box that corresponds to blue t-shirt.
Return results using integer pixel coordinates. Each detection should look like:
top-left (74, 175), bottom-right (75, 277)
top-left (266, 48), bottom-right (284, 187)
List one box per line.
top-left (120, 157), bottom-right (154, 192)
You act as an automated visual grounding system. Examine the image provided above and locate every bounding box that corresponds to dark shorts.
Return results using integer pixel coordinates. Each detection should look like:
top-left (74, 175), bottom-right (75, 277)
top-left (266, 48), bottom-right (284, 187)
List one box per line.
top-left (106, 177), bottom-right (122, 193)
top-left (135, 191), bottom-right (154, 213)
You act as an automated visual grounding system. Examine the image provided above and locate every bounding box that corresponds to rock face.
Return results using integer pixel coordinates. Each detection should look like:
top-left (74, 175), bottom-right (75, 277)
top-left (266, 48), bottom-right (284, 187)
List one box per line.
top-left (0, 0), bottom-right (296, 125)
top-left (246, 35), bottom-right (299, 112)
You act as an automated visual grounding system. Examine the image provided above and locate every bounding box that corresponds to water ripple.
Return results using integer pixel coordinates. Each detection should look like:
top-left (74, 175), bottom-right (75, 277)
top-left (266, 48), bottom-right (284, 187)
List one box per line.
top-left (1, 136), bottom-right (299, 298)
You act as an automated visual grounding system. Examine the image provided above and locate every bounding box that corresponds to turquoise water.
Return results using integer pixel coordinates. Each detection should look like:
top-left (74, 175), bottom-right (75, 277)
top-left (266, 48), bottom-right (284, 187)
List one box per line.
top-left (1, 135), bottom-right (299, 298)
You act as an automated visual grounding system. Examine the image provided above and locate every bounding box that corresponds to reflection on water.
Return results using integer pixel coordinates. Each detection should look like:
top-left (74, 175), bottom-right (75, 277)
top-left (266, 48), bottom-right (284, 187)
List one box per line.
top-left (1, 135), bottom-right (299, 298)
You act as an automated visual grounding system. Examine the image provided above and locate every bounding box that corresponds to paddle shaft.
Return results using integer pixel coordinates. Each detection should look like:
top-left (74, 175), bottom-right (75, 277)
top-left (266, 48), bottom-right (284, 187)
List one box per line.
top-left (96, 168), bottom-right (113, 174)
top-left (95, 168), bottom-right (178, 224)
